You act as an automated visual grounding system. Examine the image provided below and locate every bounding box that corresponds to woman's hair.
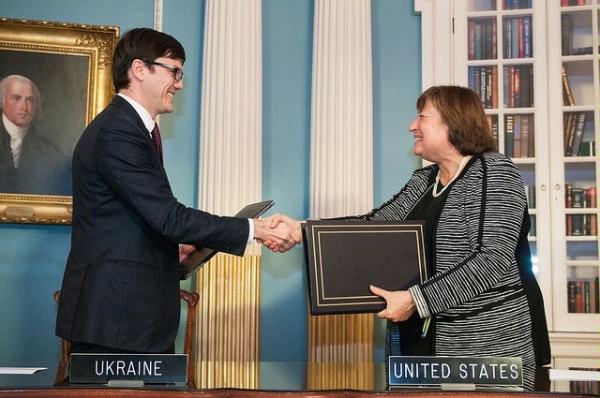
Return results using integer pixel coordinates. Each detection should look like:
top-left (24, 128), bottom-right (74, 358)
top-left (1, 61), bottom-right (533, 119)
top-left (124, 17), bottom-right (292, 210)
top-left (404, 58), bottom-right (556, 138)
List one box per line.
top-left (417, 85), bottom-right (497, 154)
top-left (112, 28), bottom-right (186, 92)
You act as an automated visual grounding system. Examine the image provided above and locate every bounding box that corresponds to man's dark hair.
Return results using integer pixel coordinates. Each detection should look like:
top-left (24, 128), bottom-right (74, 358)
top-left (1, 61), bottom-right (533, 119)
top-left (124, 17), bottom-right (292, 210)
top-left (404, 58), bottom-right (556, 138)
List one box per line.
top-left (112, 28), bottom-right (186, 91)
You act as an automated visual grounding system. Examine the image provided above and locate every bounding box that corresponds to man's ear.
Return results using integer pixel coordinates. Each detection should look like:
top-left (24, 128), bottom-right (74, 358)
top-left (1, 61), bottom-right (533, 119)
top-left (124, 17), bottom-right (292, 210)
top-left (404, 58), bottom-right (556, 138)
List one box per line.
top-left (130, 59), bottom-right (147, 81)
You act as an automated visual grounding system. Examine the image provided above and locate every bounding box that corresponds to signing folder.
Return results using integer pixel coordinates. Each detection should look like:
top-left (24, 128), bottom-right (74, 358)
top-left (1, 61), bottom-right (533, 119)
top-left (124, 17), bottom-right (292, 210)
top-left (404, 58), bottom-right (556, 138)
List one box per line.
top-left (303, 220), bottom-right (428, 315)
top-left (179, 200), bottom-right (274, 280)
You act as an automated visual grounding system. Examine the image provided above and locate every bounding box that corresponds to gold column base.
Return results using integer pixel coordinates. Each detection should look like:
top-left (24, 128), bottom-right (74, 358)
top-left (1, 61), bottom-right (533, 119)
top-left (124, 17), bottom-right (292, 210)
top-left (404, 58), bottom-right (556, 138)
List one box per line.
top-left (195, 254), bottom-right (261, 389)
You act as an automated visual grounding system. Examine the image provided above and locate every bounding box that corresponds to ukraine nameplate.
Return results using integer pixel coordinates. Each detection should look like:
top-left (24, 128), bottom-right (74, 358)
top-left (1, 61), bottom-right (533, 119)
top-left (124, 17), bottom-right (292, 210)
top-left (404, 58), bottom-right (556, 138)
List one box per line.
top-left (70, 353), bottom-right (187, 384)
top-left (389, 356), bottom-right (523, 389)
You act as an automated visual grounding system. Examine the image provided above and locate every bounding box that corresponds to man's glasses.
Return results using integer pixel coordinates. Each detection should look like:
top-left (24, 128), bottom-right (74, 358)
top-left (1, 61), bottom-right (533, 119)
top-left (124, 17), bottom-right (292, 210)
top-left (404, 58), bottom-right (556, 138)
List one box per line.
top-left (145, 60), bottom-right (184, 82)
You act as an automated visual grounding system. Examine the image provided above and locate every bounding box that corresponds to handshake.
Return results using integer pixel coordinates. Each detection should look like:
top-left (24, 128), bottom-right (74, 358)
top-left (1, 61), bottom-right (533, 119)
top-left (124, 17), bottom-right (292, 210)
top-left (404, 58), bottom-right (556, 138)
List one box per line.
top-left (178, 214), bottom-right (305, 262)
top-left (253, 214), bottom-right (303, 253)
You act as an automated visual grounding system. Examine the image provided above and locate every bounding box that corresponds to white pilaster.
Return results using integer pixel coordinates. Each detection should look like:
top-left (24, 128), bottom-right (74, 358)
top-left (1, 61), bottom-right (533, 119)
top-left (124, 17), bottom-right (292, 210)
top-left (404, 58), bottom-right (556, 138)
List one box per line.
top-left (310, 0), bottom-right (374, 218)
top-left (199, 0), bottom-right (263, 256)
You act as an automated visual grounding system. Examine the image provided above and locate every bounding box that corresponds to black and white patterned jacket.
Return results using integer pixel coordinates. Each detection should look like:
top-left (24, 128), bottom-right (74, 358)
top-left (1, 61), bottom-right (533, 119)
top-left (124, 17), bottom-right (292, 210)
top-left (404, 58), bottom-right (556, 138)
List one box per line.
top-left (350, 152), bottom-right (550, 390)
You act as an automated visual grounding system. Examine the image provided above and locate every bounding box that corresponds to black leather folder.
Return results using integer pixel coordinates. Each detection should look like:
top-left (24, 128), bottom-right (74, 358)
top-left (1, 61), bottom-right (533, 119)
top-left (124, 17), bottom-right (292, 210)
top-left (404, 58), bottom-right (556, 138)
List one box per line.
top-left (302, 219), bottom-right (428, 315)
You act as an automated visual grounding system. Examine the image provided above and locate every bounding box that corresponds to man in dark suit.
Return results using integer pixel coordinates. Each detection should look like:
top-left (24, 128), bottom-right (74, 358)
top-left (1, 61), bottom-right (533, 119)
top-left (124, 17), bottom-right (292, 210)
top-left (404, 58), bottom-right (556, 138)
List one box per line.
top-left (0, 75), bottom-right (70, 195)
top-left (56, 28), bottom-right (300, 354)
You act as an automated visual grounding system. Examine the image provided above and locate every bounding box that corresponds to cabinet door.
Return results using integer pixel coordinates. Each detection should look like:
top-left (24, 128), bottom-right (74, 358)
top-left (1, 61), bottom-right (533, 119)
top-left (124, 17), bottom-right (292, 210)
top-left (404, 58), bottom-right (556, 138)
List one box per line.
top-left (547, 0), bottom-right (599, 332)
top-left (452, 0), bottom-right (554, 328)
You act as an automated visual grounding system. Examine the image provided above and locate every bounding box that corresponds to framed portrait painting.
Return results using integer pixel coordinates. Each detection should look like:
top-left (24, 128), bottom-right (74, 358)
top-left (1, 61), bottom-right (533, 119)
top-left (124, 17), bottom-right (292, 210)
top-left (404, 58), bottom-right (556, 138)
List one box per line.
top-left (0, 18), bottom-right (119, 224)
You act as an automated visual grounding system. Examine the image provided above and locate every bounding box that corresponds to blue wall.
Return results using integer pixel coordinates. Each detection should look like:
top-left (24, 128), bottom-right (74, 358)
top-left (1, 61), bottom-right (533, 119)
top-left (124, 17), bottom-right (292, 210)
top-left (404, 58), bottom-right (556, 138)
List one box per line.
top-left (0, 0), bottom-right (421, 368)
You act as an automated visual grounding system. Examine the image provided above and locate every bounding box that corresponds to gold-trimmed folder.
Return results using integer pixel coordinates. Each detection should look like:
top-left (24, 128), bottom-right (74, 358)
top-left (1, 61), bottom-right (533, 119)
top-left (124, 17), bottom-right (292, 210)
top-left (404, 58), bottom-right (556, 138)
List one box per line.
top-left (302, 220), bottom-right (428, 315)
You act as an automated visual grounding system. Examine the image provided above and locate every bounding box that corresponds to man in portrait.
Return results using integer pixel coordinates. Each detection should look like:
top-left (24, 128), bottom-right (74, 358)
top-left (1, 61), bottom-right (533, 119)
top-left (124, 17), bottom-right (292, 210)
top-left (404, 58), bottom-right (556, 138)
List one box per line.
top-left (0, 74), bottom-right (70, 195)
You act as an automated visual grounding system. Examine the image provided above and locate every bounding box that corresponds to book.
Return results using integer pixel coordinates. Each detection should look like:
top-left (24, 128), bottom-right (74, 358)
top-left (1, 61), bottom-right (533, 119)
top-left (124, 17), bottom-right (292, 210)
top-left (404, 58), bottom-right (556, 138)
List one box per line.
top-left (565, 183), bottom-right (573, 236)
top-left (512, 17), bottom-right (519, 60)
top-left (587, 187), bottom-right (597, 236)
top-left (572, 214), bottom-right (584, 236)
top-left (504, 18), bottom-right (513, 58)
top-left (487, 114), bottom-right (499, 151)
top-left (563, 112), bottom-right (577, 155)
top-left (523, 65), bottom-right (534, 107)
top-left (527, 114), bottom-right (535, 156)
top-left (520, 114), bottom-right (529, 157)
top-left (513, 115), bottom-right (522, 157)
top-left (572, 46), bottom-right (594, 55)
top-left (302, 220), bottom-right (428, 315)
top-left (561, 14), bottom-right (573, 56)
top-left (567, 280), bottom-right (585, 313)
top-left (468, 20), bottom-right (476, 60)
top-left (567, 277), bottom-right (600, 314)
top-left (523, 16), bottom-right (532, 57)
top-left (513, 66), bottom-right (521, 108)
top-left (491, 66), bottom-right (498, 108)
top-left (474, 20), bottom-right (482, 60)
top-left (562, 66), bottom-right (575, 106)
top-left (570, 112), bottom-right (586, 156)
top-left (578, 141), bottom-right (595, 156)
top-left (504, 114), bottom-right (515, 157)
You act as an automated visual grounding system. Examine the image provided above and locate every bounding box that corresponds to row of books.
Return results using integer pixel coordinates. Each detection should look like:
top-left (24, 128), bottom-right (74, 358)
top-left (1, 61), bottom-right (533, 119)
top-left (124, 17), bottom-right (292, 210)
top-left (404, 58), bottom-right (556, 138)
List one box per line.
top-left (468, 66), bottom-right (498, 109)
top-left (568, 368), bottom-right (600, 395)
top-left (565, 184), bottom-right (597, 237)
top-left (486, 112), bottom-right (592, 158)
top-left (561, 0), bottom-right (587, 6)
top-left (566, 213), bottom-right (597, 236)
top-left (567, 278), bottom-right (599, 314)
top-left (563, 112), bottom-right (593, 157)
top-left (503, 16), bottom-right (532, 59)
top-left (468, 18), bottom-right (496, 60)
top-left (561, 67), bottom-right (596, 156)
top-left (503, 0), bottom-right (532, 9)
top-left (503, 64), bottom-right (533, 108)
top-left (565, 185), bottom-right (597, 209)
top-left (505, 114), bottom-right (535, 158)
top-left (467, 16), bottom-right (533, 61)
top-left (468, 65), bottom-right (534, 109)
top-left (524, 184), bottom-right (536, 209)
top-left (561, 15), bottom-right (597, 56)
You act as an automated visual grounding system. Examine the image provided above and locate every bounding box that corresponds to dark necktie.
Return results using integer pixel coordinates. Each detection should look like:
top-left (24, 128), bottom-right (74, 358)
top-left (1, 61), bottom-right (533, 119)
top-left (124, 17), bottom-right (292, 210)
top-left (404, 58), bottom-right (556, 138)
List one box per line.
top-left (151, 123), bottom-right (163, 164)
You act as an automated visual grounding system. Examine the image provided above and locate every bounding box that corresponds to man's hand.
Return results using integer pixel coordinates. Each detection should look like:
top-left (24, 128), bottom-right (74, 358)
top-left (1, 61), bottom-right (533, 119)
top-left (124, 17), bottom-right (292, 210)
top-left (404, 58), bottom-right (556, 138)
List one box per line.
top-left (179, 244), bottom-right (196, 261)
top-left (253, 213), bottom-right (302, 253)
top-left (370, 285), bottom-right (416, 322)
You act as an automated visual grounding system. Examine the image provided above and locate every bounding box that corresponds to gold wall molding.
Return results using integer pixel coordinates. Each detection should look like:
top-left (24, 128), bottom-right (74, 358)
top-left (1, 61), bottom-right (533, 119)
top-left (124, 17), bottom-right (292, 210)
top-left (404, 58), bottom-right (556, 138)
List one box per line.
top-left (196, 254), bottom-right (261, 388)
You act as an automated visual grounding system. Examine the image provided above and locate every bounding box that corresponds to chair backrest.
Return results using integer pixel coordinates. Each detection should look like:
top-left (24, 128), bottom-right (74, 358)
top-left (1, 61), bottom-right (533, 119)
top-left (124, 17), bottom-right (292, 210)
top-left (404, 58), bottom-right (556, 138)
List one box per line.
top-left (179, 289), bottom-right (199, 388)
top-left (54, 289), bottom-right (200, 388)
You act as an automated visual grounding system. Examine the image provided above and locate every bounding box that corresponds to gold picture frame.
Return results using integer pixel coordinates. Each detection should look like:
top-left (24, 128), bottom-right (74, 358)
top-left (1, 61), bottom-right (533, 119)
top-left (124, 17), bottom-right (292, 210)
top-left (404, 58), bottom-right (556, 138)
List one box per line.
top-left (0, 18), bottom-right (119, 224)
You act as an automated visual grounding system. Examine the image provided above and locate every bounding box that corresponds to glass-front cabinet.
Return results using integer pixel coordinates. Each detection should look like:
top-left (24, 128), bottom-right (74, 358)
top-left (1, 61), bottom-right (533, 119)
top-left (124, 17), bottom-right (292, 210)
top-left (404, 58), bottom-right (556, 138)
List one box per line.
top-left (454, 1), bottom-right (550, 321)
top-left (548, 0), bottom-right (599, 329)
top-left (416, 0), bottom-right (599, 393)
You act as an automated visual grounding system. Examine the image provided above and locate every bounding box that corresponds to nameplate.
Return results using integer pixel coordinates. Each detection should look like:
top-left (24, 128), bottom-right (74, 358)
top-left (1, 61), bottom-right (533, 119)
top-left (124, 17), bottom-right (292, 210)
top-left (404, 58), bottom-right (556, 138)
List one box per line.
top-left (389, 356), bottom-right (522, 388)
top-left (70, 353), bottom-right (187, 384)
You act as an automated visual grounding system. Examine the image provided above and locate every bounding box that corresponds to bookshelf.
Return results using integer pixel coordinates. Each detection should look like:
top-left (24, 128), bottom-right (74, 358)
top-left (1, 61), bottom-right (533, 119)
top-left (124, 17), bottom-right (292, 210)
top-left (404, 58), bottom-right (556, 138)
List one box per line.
top-left (416, 0), bottom-right (599, 393)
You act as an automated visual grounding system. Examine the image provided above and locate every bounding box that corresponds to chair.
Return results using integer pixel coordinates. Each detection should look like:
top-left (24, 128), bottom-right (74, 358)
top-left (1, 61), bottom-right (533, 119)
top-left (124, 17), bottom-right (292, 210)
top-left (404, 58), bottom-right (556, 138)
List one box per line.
top-left (54, 289), bottom-right (200, 388)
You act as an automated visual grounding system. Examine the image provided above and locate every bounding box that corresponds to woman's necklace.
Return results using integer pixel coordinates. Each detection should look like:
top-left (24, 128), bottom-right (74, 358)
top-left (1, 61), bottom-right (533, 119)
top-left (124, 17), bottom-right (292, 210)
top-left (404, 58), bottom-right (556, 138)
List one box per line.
top-left (432, 155), bottom-right (471, 198)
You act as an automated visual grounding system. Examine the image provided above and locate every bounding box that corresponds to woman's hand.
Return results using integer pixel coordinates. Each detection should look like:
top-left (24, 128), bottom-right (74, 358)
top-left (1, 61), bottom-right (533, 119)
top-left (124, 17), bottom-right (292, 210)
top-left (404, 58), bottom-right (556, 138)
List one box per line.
top-left (370, 284), bottom-right (417, 322)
